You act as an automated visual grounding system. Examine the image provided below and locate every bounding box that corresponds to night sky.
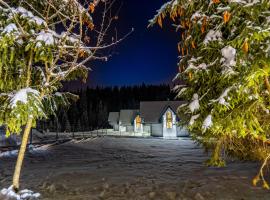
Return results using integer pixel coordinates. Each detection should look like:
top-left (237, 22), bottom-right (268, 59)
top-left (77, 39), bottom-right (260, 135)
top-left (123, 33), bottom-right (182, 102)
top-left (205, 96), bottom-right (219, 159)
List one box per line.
top-left (77, 0), bottom-right (180, 88)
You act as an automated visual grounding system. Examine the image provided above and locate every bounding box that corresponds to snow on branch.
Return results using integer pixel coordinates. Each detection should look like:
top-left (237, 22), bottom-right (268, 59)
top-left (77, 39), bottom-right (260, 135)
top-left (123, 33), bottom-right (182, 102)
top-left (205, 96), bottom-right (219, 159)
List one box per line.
top-left (10, 88), bottom-right (40, 108)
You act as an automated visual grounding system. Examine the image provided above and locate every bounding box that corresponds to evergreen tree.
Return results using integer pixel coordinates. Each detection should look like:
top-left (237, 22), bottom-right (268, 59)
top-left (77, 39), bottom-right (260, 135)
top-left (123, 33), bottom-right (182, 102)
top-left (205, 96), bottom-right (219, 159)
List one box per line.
top-left (79, 92), bottom-right (89, 130)
top-left (151, 0), bottom-right (270, 188)
top-left (0, 0), bottom-right (127, 192)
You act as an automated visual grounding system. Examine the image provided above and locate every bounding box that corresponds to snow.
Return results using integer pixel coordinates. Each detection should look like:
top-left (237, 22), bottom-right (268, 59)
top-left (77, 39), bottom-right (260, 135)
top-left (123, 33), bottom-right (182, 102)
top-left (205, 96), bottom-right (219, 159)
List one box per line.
top-left (203, 30), bottom-right (222, 44)
top-left (9, 6), bottom-right (46, 26)
top-left (28, 144), bottom-right (52, 154)
top-left (210, 87), bottom-right (233, 106)
top-left (197, 63), bottom-right (207, 70)
top-left (0, 144), bottom-right (51, 158)
top-left (191, 11), bottom-right (202, 20)
top-left (188, 93), bottom-right (200, 113)
top-left (17, 7), bottom-right (45, 25)
top-left (228, 0), bottom-right (260, 6)
top-left (266, 16), bottom-right (270, 24)
top-left (55, 92), bottom-right (62, 96)
top-left (220, 46), bottom-right (237, 67)
top-left (177, 87), bottom-right (187, 97)
top-left (171, 0), bottom-right (178, 9)
top-left (1, 186), bottom-right (40, 200)
top-left (32, 17), bottom-right (45, 26)
top-left (2, 23), bottom-right (18, 34)
top-left (60, 32), bottom-right (80, 44)
top-left (228, 0), bottom-right (245, 3)
top-left (0, 150), bottom-right (18, 158)
top-left (202, 115), bottom-right (213, 131)
top-left (185, 57), bottom-right (209, 72)
top-left (1, 137), bottom-right (270, 199)
top-left (36, 31), bottom-right (55, 46)
top-left (189, 114), bottom-right (200, 126)
top-left (10, 88), bottom-right (39, 108)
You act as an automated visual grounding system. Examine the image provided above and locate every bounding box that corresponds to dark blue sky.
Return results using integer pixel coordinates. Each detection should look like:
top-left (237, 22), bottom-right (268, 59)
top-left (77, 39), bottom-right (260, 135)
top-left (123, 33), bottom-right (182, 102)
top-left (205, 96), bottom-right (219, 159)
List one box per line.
top-left (85, 0), bottom-right (179, 87)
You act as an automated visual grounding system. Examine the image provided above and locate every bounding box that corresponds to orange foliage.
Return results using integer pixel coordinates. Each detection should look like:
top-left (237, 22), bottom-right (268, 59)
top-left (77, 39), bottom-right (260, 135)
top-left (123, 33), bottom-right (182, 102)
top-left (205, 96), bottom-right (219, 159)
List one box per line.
top-left (89, 3), bottom-right (95, 13)
top-left (223, 11), bottom-right (231, 24)
top-left (242, 40), bottom-right (249, 53)
top-left (212, 0), bottom-right (220, 4)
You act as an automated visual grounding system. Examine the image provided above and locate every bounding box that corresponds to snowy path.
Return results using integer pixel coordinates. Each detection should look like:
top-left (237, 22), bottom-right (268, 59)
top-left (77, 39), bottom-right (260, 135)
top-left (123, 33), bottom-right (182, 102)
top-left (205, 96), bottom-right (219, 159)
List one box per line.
top-left (0, 137), bottom-right (269, 200)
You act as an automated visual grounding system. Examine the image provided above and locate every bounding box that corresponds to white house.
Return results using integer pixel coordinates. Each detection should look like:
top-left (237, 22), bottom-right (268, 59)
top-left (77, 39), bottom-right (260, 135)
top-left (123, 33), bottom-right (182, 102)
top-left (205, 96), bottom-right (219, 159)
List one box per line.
top-left (108, 101), bottom-right (188, 138)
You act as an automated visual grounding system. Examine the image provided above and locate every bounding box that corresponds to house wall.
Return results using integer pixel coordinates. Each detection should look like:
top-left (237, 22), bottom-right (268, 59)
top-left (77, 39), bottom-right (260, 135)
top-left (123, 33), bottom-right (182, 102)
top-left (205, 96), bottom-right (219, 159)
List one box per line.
top-left (119, 125), bottom-right (127, 132)
top-left (126, 125), bottom-right (134, 133)
top-left (134, 118), bottom-right (143, 133)
top-left (143, 125), bottom-right (151, 134)
top-left (109, 122), bottom-right (119, 131)
top-left (119, 125), bottom-right (133, 133)
top-left (113, 124), bottom-right (119, 131)
top-left (162, 108), bottom-right (177, 139)
top-left (151, 123), bottom-right (163, 137)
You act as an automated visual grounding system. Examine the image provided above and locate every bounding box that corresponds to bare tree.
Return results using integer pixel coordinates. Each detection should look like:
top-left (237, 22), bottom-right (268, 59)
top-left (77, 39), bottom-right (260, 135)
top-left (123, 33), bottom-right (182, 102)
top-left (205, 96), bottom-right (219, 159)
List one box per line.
top-left (0, 0), bottom-right (132, 192)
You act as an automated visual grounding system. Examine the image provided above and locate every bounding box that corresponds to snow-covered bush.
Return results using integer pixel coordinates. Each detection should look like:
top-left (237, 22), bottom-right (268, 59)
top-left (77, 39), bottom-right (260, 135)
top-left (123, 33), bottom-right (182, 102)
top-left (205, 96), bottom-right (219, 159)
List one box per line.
top-left (150, 0), bottom-right (270, 188)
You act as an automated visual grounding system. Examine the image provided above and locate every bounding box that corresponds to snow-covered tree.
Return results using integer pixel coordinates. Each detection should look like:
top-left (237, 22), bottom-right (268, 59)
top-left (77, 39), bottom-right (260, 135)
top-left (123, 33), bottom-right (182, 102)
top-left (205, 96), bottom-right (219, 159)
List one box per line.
top-left (0, 0), bottom-right (130, 193)
top-left (150, 0), bottom-right (270, 188)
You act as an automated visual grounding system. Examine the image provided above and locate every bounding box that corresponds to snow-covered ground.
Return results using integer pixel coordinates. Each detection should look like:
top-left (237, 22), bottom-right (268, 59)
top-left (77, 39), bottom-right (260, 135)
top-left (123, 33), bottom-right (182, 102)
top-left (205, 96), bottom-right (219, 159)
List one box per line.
top-left (0, 144), bottom-right (52, 159)
top-left (0, 137), bottom-right (269, 200)
top-left (1, 186), bottom-right (40, 200)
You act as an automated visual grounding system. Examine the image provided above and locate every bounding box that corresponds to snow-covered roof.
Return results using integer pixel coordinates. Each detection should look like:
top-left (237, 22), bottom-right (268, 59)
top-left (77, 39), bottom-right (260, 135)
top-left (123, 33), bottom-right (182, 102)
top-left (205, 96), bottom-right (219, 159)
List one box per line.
top-left (140, 101), bottom-right (185, 123)
top-left (119, 110), bottom-right (139, 125)
top-left (108, 112), bottom-right (119, 124)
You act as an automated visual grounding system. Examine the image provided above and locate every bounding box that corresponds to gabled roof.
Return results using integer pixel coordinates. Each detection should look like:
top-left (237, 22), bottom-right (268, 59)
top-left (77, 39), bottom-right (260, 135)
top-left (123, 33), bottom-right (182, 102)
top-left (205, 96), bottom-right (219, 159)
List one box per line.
top-left (119, 110), bottom-right (139, 125)
top-left (108, 112), bottom-right (119, 124)
top-left (140, 101), bottom-right (186, 123)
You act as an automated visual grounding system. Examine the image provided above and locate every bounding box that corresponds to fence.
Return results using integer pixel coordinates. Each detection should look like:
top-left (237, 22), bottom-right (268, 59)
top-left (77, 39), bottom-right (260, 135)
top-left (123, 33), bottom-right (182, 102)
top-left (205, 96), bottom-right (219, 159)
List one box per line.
top-left (0, 128), bottom-right (151, 151)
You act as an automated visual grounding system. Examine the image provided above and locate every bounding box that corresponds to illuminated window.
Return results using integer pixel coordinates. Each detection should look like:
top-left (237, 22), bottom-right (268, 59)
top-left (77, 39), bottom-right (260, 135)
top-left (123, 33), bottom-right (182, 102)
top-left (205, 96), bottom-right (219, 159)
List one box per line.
top-left (135, 115), bottom-right (141, 128)
top-left (166, 111), bottom-right (173, 129)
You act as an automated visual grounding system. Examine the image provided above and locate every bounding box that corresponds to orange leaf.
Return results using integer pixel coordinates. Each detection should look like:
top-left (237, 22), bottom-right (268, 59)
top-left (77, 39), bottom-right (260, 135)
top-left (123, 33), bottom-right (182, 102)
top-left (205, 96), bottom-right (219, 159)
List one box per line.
top-left (212, 0), bottom-right (220, 4)
top-left (201, 26), bottom-right (205, 34)
top-left (157, 16), bottom-right (163, 28)
top-left (189, 72), bottom-right (192, 80)
top-left (191, 41), bottom-right (196, 49)
top-left (89, 3), bottom-right (95, 13)
top-left (242, 39), bottom-right (249, 53)
top-left (223, 11), bottom-right (231, 24)
top-left (79, 50), bottom-right (86, 58)
top-left (88, 23), bottom-right (95, 30)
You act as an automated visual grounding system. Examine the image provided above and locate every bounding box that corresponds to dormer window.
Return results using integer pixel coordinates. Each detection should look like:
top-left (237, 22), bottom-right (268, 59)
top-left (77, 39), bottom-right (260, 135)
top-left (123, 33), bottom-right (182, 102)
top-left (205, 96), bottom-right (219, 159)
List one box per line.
top-left (166, 111), bottom-right (173, 129)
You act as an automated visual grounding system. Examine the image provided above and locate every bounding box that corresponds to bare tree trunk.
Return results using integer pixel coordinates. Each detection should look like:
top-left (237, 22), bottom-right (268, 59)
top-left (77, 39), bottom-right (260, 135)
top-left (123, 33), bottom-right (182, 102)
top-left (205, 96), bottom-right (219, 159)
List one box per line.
top-left (12, 118), bottom-right (33, 192)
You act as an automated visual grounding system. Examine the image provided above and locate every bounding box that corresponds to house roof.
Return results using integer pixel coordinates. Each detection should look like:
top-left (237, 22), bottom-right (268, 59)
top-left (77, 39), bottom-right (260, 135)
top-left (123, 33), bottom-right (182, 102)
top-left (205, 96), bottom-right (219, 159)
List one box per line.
top-left (108, 112), bottom-right (119, 124)
top-left (140, 101), bottom-right (186, 123)
top-left (119, 110), bottom-right (139, 125)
